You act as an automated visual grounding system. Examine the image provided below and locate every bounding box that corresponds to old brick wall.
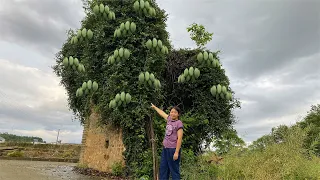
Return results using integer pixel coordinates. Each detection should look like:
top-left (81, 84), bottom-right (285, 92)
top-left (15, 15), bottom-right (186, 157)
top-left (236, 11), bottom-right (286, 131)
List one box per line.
top-left (79, 110), bottom-right (125, 172)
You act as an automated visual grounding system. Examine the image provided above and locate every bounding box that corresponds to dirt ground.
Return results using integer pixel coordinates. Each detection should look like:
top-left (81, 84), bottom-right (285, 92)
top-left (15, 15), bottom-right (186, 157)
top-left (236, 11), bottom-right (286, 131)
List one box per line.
top-left (0, 160), bottom-right (106, 180)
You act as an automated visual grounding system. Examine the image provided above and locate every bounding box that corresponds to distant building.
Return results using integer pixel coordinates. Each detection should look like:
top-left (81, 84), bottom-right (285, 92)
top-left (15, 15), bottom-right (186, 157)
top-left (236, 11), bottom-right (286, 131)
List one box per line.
top-left (0, 136), bottom-right (5, 143)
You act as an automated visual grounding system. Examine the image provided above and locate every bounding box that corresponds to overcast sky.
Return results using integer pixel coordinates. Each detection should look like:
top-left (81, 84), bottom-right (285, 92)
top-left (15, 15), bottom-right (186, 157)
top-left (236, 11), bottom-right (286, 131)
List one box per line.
top-left (0, 0), bottom-right (319, 144)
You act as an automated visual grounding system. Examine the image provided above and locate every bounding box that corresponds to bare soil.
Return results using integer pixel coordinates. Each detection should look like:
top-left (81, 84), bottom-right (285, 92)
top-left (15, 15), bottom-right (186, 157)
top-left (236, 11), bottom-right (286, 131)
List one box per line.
top-left (0, 160), bottom-right (105, 180)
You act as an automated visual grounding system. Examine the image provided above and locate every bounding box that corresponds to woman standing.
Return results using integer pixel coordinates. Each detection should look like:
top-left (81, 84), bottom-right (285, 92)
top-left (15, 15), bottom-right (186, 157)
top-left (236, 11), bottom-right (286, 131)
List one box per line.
top-left (151, 103), bottom-right (183, 180)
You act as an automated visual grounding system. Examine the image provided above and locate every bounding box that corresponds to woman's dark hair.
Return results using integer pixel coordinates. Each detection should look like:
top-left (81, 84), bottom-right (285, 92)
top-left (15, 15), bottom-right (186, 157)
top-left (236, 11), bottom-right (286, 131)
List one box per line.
top-left (172, 106), bottom-right (181, 116)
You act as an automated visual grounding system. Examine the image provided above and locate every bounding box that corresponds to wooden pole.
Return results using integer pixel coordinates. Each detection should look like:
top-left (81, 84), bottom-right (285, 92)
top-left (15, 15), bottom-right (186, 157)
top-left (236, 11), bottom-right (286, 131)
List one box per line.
top-left (149, 115), bottom-right (158, 180)
top-left (56, 129), bottom-right (60, 145)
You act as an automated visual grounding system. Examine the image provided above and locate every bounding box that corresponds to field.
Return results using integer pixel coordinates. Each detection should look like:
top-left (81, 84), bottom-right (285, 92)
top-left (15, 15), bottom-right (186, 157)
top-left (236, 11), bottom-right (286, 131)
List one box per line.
top-left (0, 142), bottom-right (80, 162)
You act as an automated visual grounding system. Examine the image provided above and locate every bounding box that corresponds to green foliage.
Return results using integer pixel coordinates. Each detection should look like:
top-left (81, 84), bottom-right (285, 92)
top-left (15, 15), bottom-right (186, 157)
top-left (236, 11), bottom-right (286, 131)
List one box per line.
top-left (53, 0), bottom-right (171, 177)
top-left (111, 161), bottom-right (124, 176)
top-left (180, 149), bottom-right (219, 179)
top-left (61, 150), bottom-right (76, 159)
top-left (7, 150), bottom-right (24, 157)
top-left (163, 48), bottom-right (240, 153)
top-left (129, 149), bottom-right (154, 177)
top-left (297, 104), bottom-right (320, 156)
top-left (212, 128), bottom-right (245, 155)
top-left (0, 132), bottom-right (43, 143)
top-left (249, 125), bottom-right (290, 151)
top-left (218, 125), bottom-right (320, 179)
top-left (187, 23), bottom-right (213, 48)
top-left (53, 0), bottom-right (239, 178)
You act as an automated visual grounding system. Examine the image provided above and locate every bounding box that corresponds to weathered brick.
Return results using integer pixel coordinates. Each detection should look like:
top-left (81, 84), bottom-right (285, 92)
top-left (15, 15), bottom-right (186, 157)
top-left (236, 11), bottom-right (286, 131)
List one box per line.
top-left (79, 110), bottom-right (125, 173)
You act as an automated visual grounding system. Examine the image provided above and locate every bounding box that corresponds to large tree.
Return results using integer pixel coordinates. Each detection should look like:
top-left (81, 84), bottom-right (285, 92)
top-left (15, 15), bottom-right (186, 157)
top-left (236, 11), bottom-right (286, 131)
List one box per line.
top-left (53, 0), bottom-right (240, 178)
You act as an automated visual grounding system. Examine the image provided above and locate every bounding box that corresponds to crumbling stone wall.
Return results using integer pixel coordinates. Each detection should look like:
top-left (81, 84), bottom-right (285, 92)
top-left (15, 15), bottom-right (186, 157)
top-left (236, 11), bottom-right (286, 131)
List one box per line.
top-left (79, 110), bottom-right (125, 172)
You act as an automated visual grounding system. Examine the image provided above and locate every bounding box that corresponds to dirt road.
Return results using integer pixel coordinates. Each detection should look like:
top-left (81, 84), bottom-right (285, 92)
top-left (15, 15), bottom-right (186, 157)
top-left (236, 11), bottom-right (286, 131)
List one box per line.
top-left (0, 160), bottom-right (105, 180)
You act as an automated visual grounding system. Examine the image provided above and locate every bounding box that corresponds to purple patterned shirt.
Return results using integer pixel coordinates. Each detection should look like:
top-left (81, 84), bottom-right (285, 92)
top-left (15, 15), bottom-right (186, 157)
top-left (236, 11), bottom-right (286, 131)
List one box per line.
top-left (163, 116), bottom-right (183, 148)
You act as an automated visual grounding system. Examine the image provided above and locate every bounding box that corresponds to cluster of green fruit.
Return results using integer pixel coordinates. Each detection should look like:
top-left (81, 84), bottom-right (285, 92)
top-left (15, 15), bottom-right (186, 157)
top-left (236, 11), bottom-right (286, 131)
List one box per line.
top-left (70, 28), bottom-right (93, 44)
top-left (93, 3), bottom-right (115, 20)
top-left (178, 67), bottom-right (200, 83)
top-left (63, 56), bottom-right (85, 72)
top-left (139, 72), bottom-right (161, 89)
top-left (109, 92), bottom-right (132, 109)
top-left (114, 21), bottom-right (136, 38)
top-left (107, 48), bottom-right (131, 64)
top-left (196, 51), bottom-right (221, 68)
top-left (76, 80), bottom-right (99, 97)
top-left (210, 84), bottom-right (232, 100)
top-left (133, 0), bottom-right (156, 17)
top-left (145, 38), bottom-right (169, 54)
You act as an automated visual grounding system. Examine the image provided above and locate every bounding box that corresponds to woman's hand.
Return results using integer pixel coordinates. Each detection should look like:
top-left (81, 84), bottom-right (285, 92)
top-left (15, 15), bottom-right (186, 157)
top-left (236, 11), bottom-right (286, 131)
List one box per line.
top-left (173, 152), bottom-right (179, 161)
top-left (150, 103), bottom-right (168, 120)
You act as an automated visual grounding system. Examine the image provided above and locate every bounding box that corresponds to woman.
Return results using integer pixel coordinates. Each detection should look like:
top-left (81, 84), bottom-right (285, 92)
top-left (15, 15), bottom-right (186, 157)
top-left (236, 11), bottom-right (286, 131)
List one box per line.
top-left (151, 103), bottom-right (183, 180)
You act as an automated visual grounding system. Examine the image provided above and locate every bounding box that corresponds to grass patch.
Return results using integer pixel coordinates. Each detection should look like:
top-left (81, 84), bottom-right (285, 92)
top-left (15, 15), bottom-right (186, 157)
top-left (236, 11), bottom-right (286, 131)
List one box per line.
top-left (217, 126), bottom-right (320, 179)
top-left (181, 125), bottom-right (320, 180)
top-left (111, 161), bottom-right (124, 176)
top-left (7, 150), bottom-right (24, 157)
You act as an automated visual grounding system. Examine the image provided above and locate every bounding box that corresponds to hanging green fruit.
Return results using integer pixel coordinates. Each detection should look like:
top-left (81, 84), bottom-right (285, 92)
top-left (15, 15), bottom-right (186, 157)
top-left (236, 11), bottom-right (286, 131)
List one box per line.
top-left (194, 68), bottom-right (200, 78)
top-left (197, 52), bottom-right (203, 62)
top-left (140, 0), bottom-right (145, 9)
top-left (81, 28), bottom-right (87, 38)
top-left (133, 1), bottom-right (140, 11)
top-left (99, 3), bottom-right (104, 13)
top-left (63, 57), bottom-right (68, 67)
top-left (130, 22), bottom-right (136, 32)
top-left (139, 73), bottom-right (145, 83)
top-left (69, 56), bottom-right (74, 66)
top-left (210, 86), bottom-right (217, 96)
top-left (93, 5), bottom-right (99, 14)
top-left (104, 5), bottom-right (109, 14)
top-left (92, 81), bottom-right (98, 91)
top-left (87, 80), bottom-right (92, 90)
top-left (87, 29), bottom-right (93, 39)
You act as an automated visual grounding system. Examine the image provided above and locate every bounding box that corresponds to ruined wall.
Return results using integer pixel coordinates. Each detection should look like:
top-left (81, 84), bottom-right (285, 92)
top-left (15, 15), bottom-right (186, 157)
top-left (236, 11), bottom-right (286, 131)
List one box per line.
top-left (79, 110), bottom-right (125, 172)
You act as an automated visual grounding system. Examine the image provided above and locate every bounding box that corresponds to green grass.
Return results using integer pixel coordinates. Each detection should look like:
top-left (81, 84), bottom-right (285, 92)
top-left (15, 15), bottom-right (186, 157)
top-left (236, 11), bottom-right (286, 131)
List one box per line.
top-left (181, 126), bottom-right (320, 180)
top-left (7, 150), bottom-right (24, 157)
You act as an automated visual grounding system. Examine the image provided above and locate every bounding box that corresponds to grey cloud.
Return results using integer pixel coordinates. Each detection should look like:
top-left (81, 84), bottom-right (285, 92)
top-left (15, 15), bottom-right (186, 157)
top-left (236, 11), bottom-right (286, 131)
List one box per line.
top-left (241, 85), bottom-right (318, 118)
top-left (159, 0), bottom-right (320, 80)
top-left (158, 0), bottom-right (320, 143)
top-left (0, 0), bottom-right (84, 57)
top-left (0, 0), bottom-right (84, 143)
top-left (220, 2), bottom-right (320, 80)
top-left (233, 52), bottom-right (320, 123)
top-left (0, 101), bottom-right (77, 132)
top-left (0, 59), bottom-right (78, 134)
top-left (276, 53), bottom-right (320, 85)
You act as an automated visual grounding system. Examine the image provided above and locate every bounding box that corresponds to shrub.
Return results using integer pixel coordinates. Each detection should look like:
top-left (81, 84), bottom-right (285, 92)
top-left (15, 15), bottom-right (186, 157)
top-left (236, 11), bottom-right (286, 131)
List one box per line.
top-left (112, 161), bottom-right (124, 176)
top-left (7, 150), bottom-right (24, 157)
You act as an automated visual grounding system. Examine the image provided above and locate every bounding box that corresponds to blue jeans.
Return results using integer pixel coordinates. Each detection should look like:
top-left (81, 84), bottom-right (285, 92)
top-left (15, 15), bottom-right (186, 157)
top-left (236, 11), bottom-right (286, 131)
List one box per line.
top-left (159, 148), bottom-right (181, 180)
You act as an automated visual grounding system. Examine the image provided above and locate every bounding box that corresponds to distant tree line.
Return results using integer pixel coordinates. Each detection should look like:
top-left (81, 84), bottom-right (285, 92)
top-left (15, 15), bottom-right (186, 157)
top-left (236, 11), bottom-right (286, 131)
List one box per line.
top-left (0, 132), bottom-right (44, 143)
